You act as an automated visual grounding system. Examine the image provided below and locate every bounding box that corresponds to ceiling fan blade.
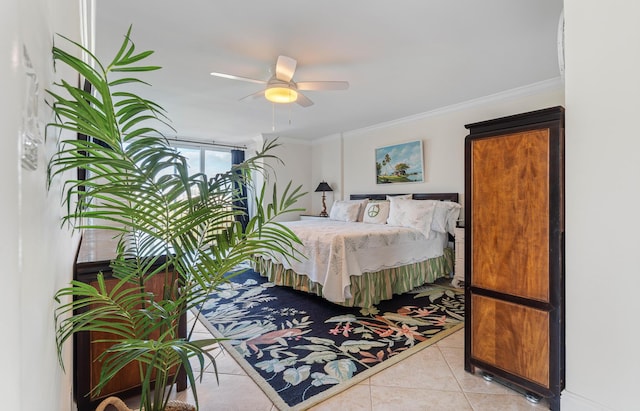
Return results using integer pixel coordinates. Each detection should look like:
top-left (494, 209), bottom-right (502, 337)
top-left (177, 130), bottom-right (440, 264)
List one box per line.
top-left (296, 81), bottom-right (349, 91)
top-left (296, 93), bottom-right (314, 107)
top-left (210, 72), bottom-right (266, 85)
top-left (275, 55), bottom-right (297, 82)
top-left (239, 89), bottom-right (266, 101)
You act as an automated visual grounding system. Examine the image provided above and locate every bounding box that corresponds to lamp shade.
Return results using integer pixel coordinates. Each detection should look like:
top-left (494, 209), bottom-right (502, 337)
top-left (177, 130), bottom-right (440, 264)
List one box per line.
top-left (314, 181), bottom-right (333, 192)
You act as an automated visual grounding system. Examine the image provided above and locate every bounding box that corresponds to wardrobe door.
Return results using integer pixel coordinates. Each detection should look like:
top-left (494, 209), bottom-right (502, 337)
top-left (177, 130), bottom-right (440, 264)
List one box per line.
top-left (464, 106), bottom-right (564, 410)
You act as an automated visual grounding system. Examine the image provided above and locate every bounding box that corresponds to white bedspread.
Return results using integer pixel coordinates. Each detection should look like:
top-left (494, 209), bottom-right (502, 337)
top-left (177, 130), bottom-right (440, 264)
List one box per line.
top-left (264, 220), bottom-right (448, 304)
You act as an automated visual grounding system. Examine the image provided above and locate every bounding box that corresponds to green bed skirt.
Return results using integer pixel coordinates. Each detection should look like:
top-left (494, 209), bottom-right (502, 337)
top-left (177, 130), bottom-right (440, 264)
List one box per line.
top-left (252, 247), bottom-right (454, 308)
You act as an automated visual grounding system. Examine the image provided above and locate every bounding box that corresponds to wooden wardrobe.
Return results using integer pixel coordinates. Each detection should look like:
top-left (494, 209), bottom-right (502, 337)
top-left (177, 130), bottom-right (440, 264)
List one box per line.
top-left (464, 106), bottom-right (565, 410)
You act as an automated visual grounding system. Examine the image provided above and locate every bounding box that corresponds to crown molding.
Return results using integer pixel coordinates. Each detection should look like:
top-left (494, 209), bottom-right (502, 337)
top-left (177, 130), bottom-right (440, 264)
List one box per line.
top-left (342, 77), bottom-right (564, 139)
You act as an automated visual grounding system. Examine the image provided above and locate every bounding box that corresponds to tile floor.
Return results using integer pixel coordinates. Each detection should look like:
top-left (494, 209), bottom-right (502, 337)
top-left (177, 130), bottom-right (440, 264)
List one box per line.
top-left (123, 314), bottom-right (550, 411)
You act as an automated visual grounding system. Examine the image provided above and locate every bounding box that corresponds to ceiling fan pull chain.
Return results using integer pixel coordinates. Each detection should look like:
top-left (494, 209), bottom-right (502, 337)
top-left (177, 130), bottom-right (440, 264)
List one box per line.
top-left (272, 103), bottom-right (276, 131)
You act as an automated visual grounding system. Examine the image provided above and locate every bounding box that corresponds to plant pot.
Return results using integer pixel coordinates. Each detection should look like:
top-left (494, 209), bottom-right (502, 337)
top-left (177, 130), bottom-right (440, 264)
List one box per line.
top-left (161, 401), bottom-right (196, 411)
top-left (96, 396), bottom-right (196, 411)
top-left (163, 401), bottom-right (196, 411)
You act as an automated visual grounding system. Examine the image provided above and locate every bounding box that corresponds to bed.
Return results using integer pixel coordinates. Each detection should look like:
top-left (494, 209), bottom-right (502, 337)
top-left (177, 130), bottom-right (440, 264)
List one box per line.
top-left (254, 193), bottom-right (461, 308)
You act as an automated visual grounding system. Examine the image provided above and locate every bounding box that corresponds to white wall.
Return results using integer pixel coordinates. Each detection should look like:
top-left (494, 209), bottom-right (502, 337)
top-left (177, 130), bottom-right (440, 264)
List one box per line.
top-left (562, 2), bottom-right (640, 410)
top-left (0, 0), bottom-right (81, 409)
top-left (1, 1), bottom-right (23, 408)
top-left (312, 80), bottom-right (564, 218)
top-left (262, 136), bottom-right (313, 221)
top-left (310, 133), bottom-right (342, 214)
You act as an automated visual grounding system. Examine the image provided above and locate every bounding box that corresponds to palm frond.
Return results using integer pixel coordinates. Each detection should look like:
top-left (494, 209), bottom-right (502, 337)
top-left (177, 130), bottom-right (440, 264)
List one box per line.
top-left (49, 26), bottom-right (306, 411)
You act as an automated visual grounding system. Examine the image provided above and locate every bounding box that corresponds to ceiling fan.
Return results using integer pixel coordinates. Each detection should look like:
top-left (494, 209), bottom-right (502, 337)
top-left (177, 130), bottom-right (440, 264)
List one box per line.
top-left (210, 55), bottom-right (349, 107)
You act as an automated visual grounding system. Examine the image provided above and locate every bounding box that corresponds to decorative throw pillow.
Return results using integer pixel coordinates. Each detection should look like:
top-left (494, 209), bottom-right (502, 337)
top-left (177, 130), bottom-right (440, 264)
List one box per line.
top-left (363, 201), bottom-right (390, 224)
top-left (341, 199), bottom-right (369, 221)
top-left (387, 198), bottom-right (437, 238)
top-left (329, 201), bottom-right (361, 222)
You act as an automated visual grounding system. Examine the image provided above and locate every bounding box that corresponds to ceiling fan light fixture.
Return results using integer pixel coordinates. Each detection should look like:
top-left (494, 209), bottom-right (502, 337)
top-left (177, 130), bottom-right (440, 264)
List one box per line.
top-left (265, 86), bottom-right (298, 103)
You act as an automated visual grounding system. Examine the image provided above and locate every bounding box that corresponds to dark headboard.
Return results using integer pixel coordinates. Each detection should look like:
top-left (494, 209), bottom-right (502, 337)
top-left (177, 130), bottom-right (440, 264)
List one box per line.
top-left (349, 193), bottom-right (459, 202)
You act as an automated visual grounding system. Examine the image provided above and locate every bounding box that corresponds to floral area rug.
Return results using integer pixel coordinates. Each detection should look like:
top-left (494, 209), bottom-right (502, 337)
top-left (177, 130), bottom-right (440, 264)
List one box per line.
top-left (195, 268), bottom-right (464, 410)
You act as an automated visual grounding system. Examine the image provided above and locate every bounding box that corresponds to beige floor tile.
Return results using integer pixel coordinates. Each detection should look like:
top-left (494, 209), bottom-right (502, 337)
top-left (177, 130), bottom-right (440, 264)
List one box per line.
top-left (370, 386), bottom-right (472, 411)
top-left (188, 321), bottom-right (211, 335)
top-left (439, 346), bottom-right (516, 396)
top-left (190, 329), bottom-right (217, 339)
top-left (182, 373), bottom-right (274, 411)
top-left (124, 373), bottom-right (274, 411)
top-left (205, 349), bottom-right (247, 375)
top-left (187, 345), bottom-right (248, 376)
top-left (464, 392), bottom-right (550, 411)
top-left (369, 345), bottom-right (460, 392)
top-left (209, 346), bottom-right (249, 375)
top-left (309, 383), bottom-right (373, 411)
top-left (187, 320), bottom-right (247, 376)
top-left (436, 328), bottom-right (464, 349)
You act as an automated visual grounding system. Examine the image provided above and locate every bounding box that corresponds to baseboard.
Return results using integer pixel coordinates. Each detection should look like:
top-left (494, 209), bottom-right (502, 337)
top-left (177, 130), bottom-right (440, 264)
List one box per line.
top-left (561, 391), bottom-right (615, 411)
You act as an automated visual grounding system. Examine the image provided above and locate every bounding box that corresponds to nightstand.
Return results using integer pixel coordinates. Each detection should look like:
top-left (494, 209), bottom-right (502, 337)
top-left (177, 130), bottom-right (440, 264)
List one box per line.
top-left (300, 214), bottom-right (329, 221)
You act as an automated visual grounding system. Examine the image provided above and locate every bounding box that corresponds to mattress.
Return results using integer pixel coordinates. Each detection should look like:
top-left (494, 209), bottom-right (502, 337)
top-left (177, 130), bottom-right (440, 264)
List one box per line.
top-left (261, 219), bottom-right (449, 304)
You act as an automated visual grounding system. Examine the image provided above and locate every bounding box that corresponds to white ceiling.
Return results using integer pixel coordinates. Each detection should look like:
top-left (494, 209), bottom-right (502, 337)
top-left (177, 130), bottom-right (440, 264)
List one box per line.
top-left (94, 0), bottom-right (563, 145)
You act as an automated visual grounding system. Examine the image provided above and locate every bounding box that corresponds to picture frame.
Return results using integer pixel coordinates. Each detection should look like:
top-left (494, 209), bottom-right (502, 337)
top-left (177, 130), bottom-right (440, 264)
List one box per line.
top-left (375, 140), bottom-right (424, 184)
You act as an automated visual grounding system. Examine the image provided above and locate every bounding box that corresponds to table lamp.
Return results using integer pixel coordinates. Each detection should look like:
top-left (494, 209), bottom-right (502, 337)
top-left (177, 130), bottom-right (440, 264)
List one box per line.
top-left (314, 181), bottom-right (333, 217)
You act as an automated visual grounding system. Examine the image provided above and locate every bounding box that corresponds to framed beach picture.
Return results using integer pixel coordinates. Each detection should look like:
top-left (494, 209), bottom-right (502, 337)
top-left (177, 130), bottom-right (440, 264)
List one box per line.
top-left (375, 140), bottom-right (424, 184)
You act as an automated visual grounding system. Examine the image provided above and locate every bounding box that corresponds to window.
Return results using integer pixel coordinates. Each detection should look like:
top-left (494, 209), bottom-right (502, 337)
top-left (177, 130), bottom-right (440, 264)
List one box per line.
top-left (205, 150), bottom-right (232, 177)
top-left (174, 145), bottom-right (232, 176)
top-left (173, 144), bottom-right (243, 230)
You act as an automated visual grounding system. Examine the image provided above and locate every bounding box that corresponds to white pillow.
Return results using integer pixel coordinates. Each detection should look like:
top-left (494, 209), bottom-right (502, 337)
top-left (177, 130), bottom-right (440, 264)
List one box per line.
top-left (363, 201), bottom-right (390, 224)
top-left (386, 194), bottom-right (412, 200)
top-left (387, 198), bottom-right (437, 238)
top-left (329, 201), bottom-right (361, 222)
top-left (431, 201), bottom-right (462, 234)
top-left (342, 199), bottom-right (369, 221)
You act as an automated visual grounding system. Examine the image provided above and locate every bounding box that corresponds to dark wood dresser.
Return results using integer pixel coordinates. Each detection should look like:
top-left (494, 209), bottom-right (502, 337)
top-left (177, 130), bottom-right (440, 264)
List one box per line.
top-left (464, 106), bottom-right (565, 410)
top-left (74, 229), bottom-right (186, 411)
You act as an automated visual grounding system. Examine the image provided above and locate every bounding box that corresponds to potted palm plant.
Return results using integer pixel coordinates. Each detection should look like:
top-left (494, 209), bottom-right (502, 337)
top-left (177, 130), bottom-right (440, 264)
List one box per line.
top-left (48, 27), bottom-right (303, 411)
